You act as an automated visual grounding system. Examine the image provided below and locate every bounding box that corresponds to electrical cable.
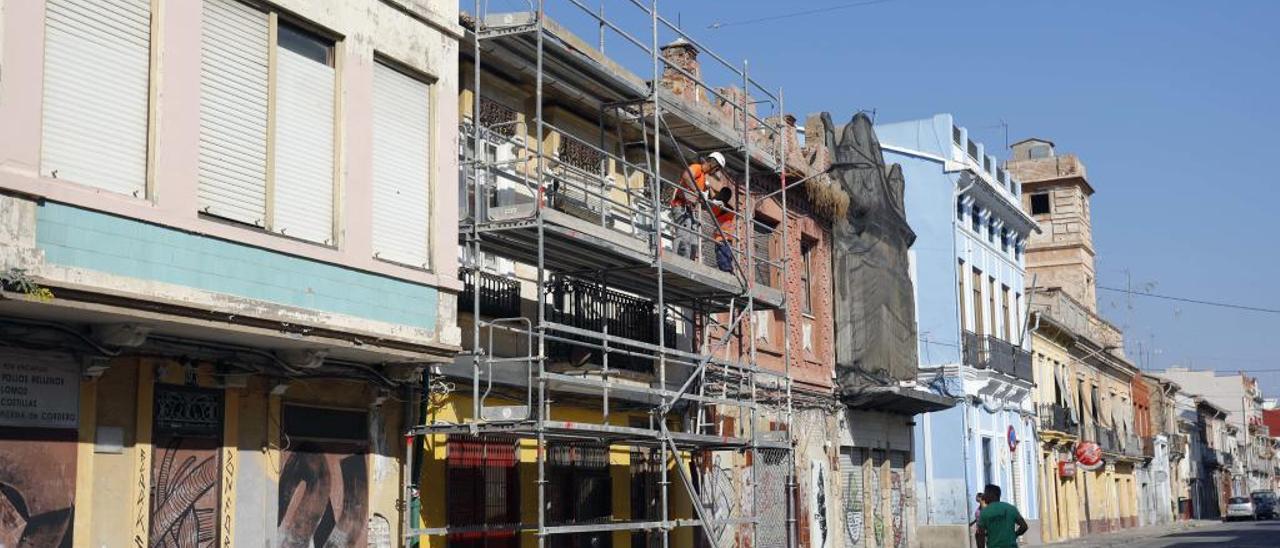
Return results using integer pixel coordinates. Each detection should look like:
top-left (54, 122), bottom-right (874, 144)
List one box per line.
top-left (1097, 285), bottom-right (1280, 315)
top-left (707, 0), bottom-right (896, 29)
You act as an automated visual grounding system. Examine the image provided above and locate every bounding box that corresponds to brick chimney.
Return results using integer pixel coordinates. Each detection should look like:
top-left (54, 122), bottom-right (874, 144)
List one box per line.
top-left (660, 38), bottom-right (702, 103)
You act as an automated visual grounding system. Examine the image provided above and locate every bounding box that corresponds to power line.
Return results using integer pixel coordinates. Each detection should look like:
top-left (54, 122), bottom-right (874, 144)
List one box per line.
top-left (1097, 285), bottom-right (1280, 315)
top-left (707, 0), bottom-right (895, 29)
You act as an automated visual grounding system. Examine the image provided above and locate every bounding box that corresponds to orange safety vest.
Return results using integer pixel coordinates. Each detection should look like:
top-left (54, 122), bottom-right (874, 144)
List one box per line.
top-left (672, 163), bottom-right (707, 208)
top-left (712, 205), bottom-right (735, 242)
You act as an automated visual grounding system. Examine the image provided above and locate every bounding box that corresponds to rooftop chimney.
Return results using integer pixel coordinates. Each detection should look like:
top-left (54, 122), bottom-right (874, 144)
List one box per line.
top-left (660, 38), bottom-right (702, 103)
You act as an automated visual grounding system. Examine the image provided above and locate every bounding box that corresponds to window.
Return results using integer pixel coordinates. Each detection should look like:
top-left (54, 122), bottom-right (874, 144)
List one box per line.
top-left (1030, 193), bottom-right (1051, 215)
top-left (1002, 285), bottom-right (1011, 341)
top-left (987, 219), bottom-right (997, 244)
top-left (753, 218), bottom-right (777, 288)
top-left (989, 276), bottom-right (998, 339)
top-left (958, 259), bottom-right (967, 331)
top-left (971, 206), bottom-right (982, 233)
top-left (800, 239), bottom-right (815, 315)
top-left (547, 444), bottom-right (612, 548)
top-left (42, 0), bottom-right (152, 197)
top-left (956, 200), bottom-right (965, 221)
top-left (972, 268), bottom-right (985, 338)
top-left (1000, 231), bottom-right (1010, 253)
top-left (1029, 144), bottom-right (1051, 159)
top-left (981, 437), bottom-right (994, 486)
top-left (372, 61), bottom-right (433, 269)
top-left (447, 436), bottom-right (520, 548)
top-left (199, 1), bottom-right (337, 244)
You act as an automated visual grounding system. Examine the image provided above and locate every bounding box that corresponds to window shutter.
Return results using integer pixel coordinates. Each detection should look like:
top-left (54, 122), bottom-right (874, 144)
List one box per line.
top-left (42, 0), bottom-right (151, 196)
top-left (371, 62), bottom-right (431, 268)
top-left (273, 42), bottom-right (335, 244)
top-left (198, 0), bottom-right (269, 225)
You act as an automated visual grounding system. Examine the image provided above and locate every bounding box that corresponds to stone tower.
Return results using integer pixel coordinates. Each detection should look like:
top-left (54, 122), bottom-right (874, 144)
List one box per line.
top-left (1005, 138), bottom-right (1098, 312)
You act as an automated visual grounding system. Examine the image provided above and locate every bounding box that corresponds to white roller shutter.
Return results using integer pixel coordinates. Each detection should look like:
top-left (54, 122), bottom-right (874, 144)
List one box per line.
top-left (42, 0), bottom-right (151, 196)
top-left (371, 62), bottom-right (430, 268)
top-left (198, 0), bottom-right (269, 225)
top-left (273, 43), bottom-right (335, 244)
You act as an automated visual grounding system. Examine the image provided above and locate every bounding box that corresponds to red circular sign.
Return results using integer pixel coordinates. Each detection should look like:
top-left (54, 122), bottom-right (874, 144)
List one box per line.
top-left (1074, 441), bottom-right (1103, 470)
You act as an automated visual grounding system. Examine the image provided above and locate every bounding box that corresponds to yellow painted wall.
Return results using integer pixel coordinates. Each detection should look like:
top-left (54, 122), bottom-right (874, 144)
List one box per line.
top-left (419, 393), bottom-right (698, 548)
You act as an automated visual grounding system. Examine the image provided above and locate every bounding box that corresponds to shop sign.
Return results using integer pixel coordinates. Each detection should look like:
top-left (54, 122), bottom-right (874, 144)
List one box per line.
top-left (0, 350), bottom-right (79, 429)
top-left (1058, 460), bottom-right (1076, 478)
top-left (1074, 441), bottom-right (1104, 471)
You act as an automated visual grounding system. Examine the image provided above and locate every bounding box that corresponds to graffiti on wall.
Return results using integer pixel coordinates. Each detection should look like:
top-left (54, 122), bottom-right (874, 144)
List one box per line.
top-left (149, 436), bottom-right (221, 547)
top-left (695, 453), bottom-right (739, 548)
top-left (278, 441), bottom-right (369, 548)
top-left (809, 461), bottom-right (829, 548)
top-left (0, 429), bottom-right (77, 547)
top-left (870, 462), bottom-right (883, 547)
top-left (842, 457), bottom-right (863, 546)
top-left (890, 470), bottom-right (904, 548)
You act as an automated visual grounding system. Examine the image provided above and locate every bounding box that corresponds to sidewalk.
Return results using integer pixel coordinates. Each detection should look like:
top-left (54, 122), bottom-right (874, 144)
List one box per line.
top-left (1044, 520), bottom-right (1214, 547)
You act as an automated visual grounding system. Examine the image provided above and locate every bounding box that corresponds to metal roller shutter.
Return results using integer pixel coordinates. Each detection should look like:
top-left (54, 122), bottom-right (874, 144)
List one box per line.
top-left (198, 0), bottom-right (269, 225)
top-left (272, 35), bottom-right (335, 244)
top-left (840, 448), bottom-right (866, 548)
top-left (371, 62), bottom-right (431, 268)
top-left (42, 0), bottom-right (151, 196)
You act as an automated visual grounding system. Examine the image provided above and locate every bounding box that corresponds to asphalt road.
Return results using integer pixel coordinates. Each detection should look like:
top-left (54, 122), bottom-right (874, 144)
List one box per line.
top-left (1050, 519), bottom-right (1280, 547)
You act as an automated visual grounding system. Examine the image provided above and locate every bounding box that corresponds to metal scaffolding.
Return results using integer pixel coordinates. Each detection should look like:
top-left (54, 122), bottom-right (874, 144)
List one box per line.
top-left (406, 1), bottom-right (797, 546)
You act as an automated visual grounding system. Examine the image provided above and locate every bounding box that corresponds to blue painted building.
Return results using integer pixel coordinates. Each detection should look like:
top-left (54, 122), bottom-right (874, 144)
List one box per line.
top-left (876, 115), bottom-right (1041, 544)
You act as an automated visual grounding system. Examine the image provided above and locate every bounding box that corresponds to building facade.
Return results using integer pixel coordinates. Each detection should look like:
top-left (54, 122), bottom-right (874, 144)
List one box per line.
top-left (826, 113), bottom-right (955, 548)
top-left (1008, 138), bottom-right (1143, 542)
top-left (1157, 368), bottom-right (1274, 496)
top-left (423, 6), bottom-right (848, 548)
top-left (874, 115), bottom-right (1039, 547)
top-left (0, 0), bottom-right (462, 546)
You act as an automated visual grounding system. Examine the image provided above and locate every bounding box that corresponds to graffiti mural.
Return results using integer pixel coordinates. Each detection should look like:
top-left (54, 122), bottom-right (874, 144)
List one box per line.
top-left (870, 460), bottom-right (883, 547)
top-left (149, 435), bottom-right (221, 547)
top-left (841, 452), bottom-right (863, 547)
top-left (809, 462), bottom-right (829, 548)
top-left (150, 384), bottom-right (224, 548)
top-left (0, 429), bottom-right (77, 547)
top-left (278, 441), bottom-right (369, 548)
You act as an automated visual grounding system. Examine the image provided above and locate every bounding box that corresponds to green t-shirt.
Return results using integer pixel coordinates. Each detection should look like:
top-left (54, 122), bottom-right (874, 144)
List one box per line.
top-left (977, 501), bottom-right (1023, 548)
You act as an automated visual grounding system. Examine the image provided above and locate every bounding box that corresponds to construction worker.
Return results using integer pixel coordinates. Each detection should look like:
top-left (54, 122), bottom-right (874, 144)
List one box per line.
top-left (671, 152), bottom-right (726, 260)
top-left (709, 186), bottom-right (736, 273)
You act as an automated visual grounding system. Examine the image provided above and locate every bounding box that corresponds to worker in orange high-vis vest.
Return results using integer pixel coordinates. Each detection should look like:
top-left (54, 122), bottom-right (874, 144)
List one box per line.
top-left (671, 152), bottom-right (725, 261)
top-left (709, 186), bottom-right (736, 273)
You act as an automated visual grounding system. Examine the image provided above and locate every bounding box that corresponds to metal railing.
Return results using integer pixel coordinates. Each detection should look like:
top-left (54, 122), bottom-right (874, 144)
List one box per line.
top-left (962, 331), bottom-right (1033, 382)
top-left (1039, 403), bottom-right (1078, 435)
top-left (1097, 425), bottom-right (1120, 454)
top-left (460, 269), bottom-right (523, 318)
top-left (546, 274), bottom-right (677, 374)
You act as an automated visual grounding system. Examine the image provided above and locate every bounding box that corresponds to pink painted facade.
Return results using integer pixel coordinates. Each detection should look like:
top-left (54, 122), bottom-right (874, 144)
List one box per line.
top-left (0, 0), bottom-right (463, 294)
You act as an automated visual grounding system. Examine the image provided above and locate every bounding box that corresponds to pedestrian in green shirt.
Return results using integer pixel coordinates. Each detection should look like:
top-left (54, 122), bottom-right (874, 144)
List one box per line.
top-left (975, 484), bottom-right (1028, 548)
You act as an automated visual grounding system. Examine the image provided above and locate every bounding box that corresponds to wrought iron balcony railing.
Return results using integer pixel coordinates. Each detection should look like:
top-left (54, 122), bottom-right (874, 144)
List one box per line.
top-left (460, 269), bottom-right (522, 318)
top-left (1039, 403), bottom-right (1078, 435)
top-left (962, 331), bottom-right (1033, 382)
top-left (546, 274), bottom-right (676, 374)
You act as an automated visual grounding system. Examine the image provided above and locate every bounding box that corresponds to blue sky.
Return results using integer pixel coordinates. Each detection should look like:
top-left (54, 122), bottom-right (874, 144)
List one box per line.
top-left (502, 1), bottom-right (1280, 393)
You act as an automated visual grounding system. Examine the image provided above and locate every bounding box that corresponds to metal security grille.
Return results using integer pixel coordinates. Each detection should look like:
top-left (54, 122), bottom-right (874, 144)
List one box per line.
top-left (548, 444), bottom-right (612, 548)
top-left (446, 436), bottom-right (519, 548)
top-left (153, 384), bottom-right (223, 437)
top-left (630, 448), bottom-right (662, 548)
top-left (755, 448), bottom-right (790, 548)
top-left (459, 269), bottom-right (521, 318)
top-left (840, 448), bottom-right (866, 548)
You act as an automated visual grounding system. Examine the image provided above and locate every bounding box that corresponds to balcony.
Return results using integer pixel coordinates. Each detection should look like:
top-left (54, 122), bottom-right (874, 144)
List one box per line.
top-left (1123, 434), bottom-right (1143, 458)
top-left (460, 269), bottom-right (522, 318)
top-left (545, 274), bottom-right (676, 375)
top-left (1097, 425), bottom-right (1120, 454)
top-left (1169, 433), bottom-right (1188, 457)
top-left (962, 331), bottom-right (1033, 382)
top-left (1039, 403), bottom-right (1079, 436)
top-left (1142, 436), bottom-right (1155, 459)
top-left (1203, 448), bottom-right (1226, 469)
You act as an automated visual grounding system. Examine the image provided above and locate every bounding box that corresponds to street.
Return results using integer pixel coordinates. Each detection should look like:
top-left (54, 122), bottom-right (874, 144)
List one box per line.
top-left (1050, 520), bottom-right (1280, 547)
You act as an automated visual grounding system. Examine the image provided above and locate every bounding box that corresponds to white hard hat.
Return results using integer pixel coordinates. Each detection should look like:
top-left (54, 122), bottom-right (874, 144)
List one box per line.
top-left (707, 151), bottom-right (726, 168)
